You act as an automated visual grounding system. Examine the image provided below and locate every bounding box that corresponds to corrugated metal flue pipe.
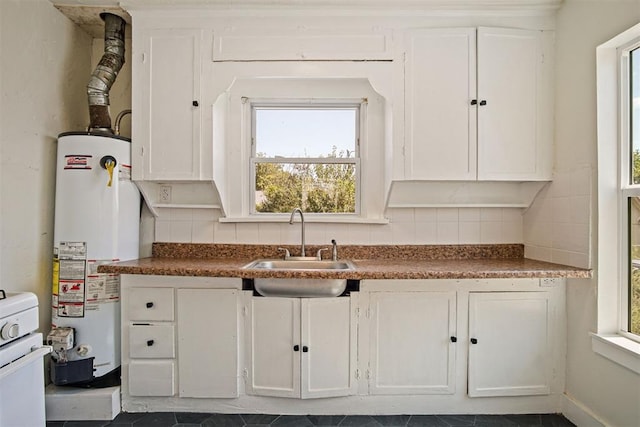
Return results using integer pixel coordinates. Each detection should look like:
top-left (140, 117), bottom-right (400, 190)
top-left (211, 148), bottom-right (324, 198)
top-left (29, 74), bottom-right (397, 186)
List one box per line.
top-left (87, 13), bottom-right (126, 132)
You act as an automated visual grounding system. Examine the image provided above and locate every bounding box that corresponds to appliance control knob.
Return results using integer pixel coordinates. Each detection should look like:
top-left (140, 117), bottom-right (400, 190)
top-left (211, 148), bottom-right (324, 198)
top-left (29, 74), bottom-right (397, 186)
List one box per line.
top-left (1, 323), bottom-right (19, 340)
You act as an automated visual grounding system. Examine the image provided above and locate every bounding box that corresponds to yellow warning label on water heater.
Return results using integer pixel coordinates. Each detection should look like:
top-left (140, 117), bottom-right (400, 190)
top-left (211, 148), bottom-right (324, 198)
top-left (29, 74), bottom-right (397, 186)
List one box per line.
top-left (52, 258), bottom-right (59, 295)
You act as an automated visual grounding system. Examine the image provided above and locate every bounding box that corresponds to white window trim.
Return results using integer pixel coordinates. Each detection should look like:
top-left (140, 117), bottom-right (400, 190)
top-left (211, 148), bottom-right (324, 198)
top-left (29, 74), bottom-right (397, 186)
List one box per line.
top-left (248, 100), bottom-right (363, 217)
top-left (212, 64), bottom-right (392, 223)
top-left (595, 21), bottom-right (640, 373)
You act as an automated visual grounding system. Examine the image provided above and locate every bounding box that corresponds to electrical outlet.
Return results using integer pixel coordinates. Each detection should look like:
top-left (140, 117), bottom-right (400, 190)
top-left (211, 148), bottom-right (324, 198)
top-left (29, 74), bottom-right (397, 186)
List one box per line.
top-left (159, 185), bottom-right (172, 203)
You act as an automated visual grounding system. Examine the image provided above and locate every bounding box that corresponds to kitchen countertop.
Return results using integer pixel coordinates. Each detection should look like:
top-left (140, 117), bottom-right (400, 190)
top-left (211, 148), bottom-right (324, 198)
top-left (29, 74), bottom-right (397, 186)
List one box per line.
top-left (97, 243), bottom-right (592, 280)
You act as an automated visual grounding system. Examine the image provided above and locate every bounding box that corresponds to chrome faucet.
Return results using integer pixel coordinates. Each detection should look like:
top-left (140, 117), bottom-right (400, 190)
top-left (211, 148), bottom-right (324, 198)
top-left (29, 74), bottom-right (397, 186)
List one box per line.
top-left (289, 208), bottom-right (305, 257)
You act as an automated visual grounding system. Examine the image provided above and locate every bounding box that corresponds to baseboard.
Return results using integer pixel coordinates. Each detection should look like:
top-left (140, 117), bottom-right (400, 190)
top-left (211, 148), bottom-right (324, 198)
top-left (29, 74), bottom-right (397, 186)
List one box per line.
top-left (562, 393), bottom-right (607, 427)
top-left (45, 384), bottom-right (120, 421)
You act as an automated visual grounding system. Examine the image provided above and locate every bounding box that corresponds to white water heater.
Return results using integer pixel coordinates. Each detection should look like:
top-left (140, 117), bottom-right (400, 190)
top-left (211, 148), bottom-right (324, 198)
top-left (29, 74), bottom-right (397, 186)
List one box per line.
top-left (50, 132), bottom-right (139, 386)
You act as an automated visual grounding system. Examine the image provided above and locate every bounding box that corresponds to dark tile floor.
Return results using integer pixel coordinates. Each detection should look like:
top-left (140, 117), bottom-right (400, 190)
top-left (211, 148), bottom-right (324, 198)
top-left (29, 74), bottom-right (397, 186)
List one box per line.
top-left (46, 413), bottom-right (576, 427)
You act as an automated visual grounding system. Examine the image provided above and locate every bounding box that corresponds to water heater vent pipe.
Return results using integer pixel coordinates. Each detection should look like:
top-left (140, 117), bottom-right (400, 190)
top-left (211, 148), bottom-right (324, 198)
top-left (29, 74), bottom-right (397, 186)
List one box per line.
top-left (87, 13), bottom-right (126, 133)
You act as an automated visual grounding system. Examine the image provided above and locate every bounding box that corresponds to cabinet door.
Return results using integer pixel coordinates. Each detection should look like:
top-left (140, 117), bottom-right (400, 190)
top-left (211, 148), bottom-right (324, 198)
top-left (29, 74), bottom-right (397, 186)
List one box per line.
top-left (301, 296), bottom-right (357, 399)
top-left (177, 289), bottom-right (238, 398)
top-left (477, 27), bottom-right (543, 180)
top-left (370, 291), bottom-right (457, 394)
top-left (134, 28), bottom-right (202, 180)
top-left (246, 297), bottom-right (300, 398)
top-left (404, 28), bottom-right (477, 180)
top-left (468, 291), bottom-right (551, 397)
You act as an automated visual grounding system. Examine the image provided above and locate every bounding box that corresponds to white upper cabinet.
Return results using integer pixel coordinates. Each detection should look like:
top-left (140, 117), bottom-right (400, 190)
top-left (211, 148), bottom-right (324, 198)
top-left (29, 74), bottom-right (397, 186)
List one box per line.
top-left (132, 27), bottom-right (205, 181)
top-left (405, 28), bottom-right (477, 181)
top-left (404, 27), bottom-right (551, 181)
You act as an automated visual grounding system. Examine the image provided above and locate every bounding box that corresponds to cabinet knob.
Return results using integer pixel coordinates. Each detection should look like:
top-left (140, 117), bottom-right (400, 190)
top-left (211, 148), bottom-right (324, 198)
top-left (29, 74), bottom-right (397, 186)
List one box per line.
top-left (479, 100), bottom-right (487, 106)
top-left (450, 336), bottom-right (457, 343)
top-left (470, 99), bottom-right (478, 105)
top-left (470, 338), bottom-right (478, 344)
top-left (192, 100), bottom-right (199, 107)
top-left (147, 340), bottom-right (154, 346)
top-left (293, 345), bottom-right (299, 352)
top-left (302, 346), bottom-right (309, 353)
top-left (146, 302), bottom-right (154, 308)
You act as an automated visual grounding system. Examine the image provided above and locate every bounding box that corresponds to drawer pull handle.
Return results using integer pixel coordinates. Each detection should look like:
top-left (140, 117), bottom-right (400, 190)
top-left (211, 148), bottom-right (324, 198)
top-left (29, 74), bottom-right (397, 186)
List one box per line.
top-left (146, 302), bottom-right (154, 308)
top-left (450, 336), bottom-right (457, 343)
top-left (293, 345), bottom-right (299, 352)
top-left (470, 338), bottom-right (478, 344)
top-left (147, 340), bottom-right (154, 346)
top-left (302, 346), bottom-right (309, 353)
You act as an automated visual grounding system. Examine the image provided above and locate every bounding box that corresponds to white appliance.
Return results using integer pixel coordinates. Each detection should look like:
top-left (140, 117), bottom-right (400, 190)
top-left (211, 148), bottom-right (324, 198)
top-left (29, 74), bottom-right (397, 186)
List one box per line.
top-left (50, 132), bottom-right (139, 386)
top-left (0, 291), bottom-right (51, 427)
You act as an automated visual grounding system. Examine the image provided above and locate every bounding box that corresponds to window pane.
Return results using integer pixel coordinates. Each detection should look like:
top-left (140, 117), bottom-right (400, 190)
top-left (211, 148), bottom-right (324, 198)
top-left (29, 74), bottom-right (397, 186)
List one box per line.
top-left (255, 108), bottom-right (357, 157)
top-left (631, 47), bottom-right (640, 184)
top-left (255, 162), bottom-right (356, 213)
top-left (629, 197), bottom-right (640, 334)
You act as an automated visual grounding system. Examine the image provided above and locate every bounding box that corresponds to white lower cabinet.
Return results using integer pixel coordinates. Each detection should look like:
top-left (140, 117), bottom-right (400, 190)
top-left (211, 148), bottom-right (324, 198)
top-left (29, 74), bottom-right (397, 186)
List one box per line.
top-left (122, 276), bottom-right (564, 413)
top-left (122, 277), bottom-right (241, 400)
top-left (128, 360), bottom-right (176, 397)
top-left (246, 295), bottom-right (358, 399)
top-left (177, 288), bottom-right (239, 398)
top-left (467, 291), bottom-right (552, 397)
top-left (369, 291), bottom-right (457, 394)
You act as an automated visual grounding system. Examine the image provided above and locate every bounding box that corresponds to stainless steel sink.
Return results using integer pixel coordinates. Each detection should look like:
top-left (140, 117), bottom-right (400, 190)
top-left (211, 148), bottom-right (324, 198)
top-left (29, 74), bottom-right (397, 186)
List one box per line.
top-left (244, 259), bottom-right (355, 271)
top-left (243, 258), bottom-right (355, 298)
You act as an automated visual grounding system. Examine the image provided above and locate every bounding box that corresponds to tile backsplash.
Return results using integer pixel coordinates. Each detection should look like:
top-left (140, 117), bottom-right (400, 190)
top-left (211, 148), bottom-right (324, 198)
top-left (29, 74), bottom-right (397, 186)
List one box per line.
top-left (524, 166), bottom-right (592, 269)
top-left (154, 207), bottom-right (524, 246)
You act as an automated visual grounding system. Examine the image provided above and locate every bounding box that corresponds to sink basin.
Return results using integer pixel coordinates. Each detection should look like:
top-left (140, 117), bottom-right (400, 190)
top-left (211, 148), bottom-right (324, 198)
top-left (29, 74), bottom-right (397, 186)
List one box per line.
top-left (244, 259), bottom-right (355, 271)
top-left (243, 258), bottom-right (355, 298)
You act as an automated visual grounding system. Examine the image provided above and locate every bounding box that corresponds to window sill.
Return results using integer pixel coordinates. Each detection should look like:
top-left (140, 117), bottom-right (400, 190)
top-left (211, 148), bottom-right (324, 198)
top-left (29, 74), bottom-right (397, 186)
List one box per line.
top-left (219, 216), bottom-right (389, 224)
top-left (591, 333), bottom-right (640, 374)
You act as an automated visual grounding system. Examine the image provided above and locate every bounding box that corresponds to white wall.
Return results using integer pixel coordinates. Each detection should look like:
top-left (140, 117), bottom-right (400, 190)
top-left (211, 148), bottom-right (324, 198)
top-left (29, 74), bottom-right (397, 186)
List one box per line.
top-left (524, 0), bottom-right (640, 425)
top-left (0, 0), bottom-right (92, 333)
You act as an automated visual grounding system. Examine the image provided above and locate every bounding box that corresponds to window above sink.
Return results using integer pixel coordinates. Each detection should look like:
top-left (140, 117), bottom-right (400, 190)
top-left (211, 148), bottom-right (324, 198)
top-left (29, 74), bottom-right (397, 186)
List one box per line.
top-left (212, 69), bottom-right (392, 224)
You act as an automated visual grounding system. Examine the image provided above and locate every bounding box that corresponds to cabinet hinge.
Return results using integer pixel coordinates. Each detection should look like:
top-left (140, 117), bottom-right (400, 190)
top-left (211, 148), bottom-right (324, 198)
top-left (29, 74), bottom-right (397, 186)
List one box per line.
top-left (141, 53), bottom-right (146, 63)
top-left (242, 306), bottom-right (248, 316)
top-left (140, 146), bottom-right (144, 156)
top-left (355, 369), bottom-right (360, 380)
top-left (365, 307), bottom-right (371, 319)
top-left (366, 368), bottom-right (371, 379)
top-left (242, 368), bottom-right (249, 380)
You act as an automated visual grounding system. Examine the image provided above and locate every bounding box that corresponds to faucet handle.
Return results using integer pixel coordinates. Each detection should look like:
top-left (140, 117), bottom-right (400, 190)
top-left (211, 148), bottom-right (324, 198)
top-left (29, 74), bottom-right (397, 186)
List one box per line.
top-left (331, 239), bottom-right (338, 261)
top-left (277, 248), bottom-right (291, 260)
top-left (316, 248), bottom-right (328, 260)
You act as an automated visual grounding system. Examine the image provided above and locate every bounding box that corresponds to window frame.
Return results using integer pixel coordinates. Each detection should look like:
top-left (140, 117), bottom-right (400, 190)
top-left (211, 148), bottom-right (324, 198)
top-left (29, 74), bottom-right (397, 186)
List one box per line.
top-left (594, 22), bottom-right (640, 374)
top-left (248, 99), bottom-right (364, 217)
top-left (619, 39), bottom-right (640, 341)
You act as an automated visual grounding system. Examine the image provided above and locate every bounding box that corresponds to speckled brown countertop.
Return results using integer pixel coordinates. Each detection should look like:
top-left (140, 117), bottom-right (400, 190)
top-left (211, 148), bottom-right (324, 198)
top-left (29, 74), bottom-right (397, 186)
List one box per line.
top-left (97, 243), bottom-right (591, 280)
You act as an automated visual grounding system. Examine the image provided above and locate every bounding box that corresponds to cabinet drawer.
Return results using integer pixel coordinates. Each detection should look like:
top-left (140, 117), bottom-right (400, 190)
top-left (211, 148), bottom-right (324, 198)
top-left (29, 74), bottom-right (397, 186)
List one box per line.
top-left (128, 288), bottom-right (174, 321)
top-left (129, 324), bottom-right (175, 358)
top-left (128, 360), bottom-right (175, 396)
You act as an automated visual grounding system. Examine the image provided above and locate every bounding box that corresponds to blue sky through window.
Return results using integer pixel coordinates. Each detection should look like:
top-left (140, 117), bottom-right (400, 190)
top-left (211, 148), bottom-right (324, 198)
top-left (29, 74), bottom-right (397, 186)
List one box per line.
top-left (255, 108), bottom-right (357, 157)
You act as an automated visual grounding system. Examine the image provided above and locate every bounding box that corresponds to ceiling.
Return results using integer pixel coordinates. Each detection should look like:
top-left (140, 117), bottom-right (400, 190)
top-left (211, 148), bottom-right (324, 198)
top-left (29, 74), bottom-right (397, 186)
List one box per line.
top-left (52, 3), bottom-right (130, 38)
